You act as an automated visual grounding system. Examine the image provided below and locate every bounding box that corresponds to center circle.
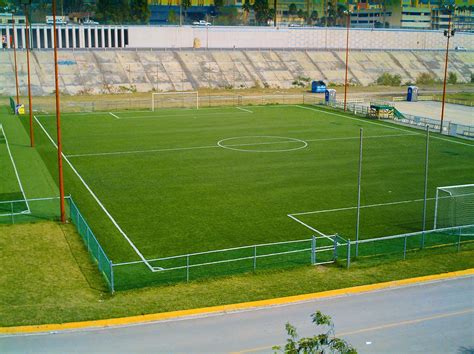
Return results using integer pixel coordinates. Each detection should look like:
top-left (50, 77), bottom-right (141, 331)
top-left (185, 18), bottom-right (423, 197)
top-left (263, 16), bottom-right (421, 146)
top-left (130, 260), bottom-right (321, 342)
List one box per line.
top-left (217, 136), bottom-right (308, 153)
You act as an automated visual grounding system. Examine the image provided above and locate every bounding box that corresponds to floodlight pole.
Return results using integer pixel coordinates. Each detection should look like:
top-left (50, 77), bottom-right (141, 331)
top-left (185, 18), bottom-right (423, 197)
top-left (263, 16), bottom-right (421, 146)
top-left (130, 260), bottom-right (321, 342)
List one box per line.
top-left (12, 16), bottom-right (20, 105)
top-left (421, 125), bottom-right (429, 248)
top-left (52, 0), bottom-right (66, 223)
top-left (440, 8), bottom-right (454, 134)
top-left (24, 5), bottom-right (34, 147)
top-left (355, 128), bottom-right (363, 257)
top-left (343, 10), bottom-right (351, 112)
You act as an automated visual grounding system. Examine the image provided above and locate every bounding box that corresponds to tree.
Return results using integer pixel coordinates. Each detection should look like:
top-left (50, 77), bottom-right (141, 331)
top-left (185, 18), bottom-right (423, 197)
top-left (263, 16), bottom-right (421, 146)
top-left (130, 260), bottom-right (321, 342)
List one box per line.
top-left (288, 3), bottom-right (297, 18)
top-left (130, 0), bottom-right (150, 24)
top-left (253, 0), bottom-right (272, 25)
top-left (181, 0), bottom-right (191, 24)
top-left (308, 10), bottom-right (318, 25)
top-left (242, 0), bottom-right (251, 24)
top-left (168, 9), bottom-right (178, 24)
top-left (96, 0), bottom-right (130, 24)
top-left (273, 311), bottom-right (357, 354)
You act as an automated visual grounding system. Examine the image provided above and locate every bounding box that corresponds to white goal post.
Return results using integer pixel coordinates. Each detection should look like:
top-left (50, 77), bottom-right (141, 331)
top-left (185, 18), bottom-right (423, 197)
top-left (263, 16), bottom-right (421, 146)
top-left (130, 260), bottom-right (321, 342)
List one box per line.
top-left (434, 184), bottom-right (474, 230)
top-left (151, 91), bottom-right (199, 111)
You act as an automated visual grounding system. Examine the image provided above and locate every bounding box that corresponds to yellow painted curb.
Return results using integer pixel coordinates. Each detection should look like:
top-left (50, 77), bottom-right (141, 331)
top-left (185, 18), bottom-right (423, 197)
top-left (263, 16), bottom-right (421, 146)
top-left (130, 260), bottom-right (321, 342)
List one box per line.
top-left (1, 268), bottom-right (473, 335)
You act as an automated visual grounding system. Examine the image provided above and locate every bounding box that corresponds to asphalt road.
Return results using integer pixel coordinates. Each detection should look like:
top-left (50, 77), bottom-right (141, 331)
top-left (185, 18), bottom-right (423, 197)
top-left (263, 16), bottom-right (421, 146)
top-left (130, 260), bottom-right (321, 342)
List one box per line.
top-left (1, 276), bottom-right (473, 354)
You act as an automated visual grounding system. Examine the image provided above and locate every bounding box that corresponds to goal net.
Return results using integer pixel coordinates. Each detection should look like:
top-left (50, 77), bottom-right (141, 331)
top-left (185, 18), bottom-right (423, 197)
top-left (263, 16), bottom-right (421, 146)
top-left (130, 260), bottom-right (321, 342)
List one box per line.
top-left (434, 184), bottom-right (474, 230)
top-left (151, 92), bottom-right (199, 111)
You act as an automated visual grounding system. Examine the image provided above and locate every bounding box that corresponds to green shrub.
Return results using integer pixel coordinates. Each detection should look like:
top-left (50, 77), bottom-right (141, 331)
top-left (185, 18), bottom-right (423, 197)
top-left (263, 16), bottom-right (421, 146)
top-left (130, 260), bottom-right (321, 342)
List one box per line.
top-left (447, 72), bottom-right (458, 84)
top-left (376, 73), bottom-right (402, 86)
top-left (415, 72), bottom-right (436, 85)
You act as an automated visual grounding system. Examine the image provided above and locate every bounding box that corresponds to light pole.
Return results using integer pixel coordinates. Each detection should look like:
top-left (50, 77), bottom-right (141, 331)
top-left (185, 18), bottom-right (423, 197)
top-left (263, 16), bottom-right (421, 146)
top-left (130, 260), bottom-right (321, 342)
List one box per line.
top-left (52, 0), bottom-right (66, 223)
top-left (440, 5), bottom-right (456, 134)
top-left (23, 1), bottom-right (34, 147)
top-left (11, 15), bottom-right (20, 105)
top-left (343, 9), bottom-right (351, 112)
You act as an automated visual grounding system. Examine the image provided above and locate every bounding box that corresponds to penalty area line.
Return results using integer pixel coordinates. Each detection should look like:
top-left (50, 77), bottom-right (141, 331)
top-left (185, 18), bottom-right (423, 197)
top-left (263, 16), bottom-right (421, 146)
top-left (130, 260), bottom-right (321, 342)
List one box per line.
top-left (236, 107), bottom-right (253, 113)
top-left (109, 112), bottom-right (120, 119)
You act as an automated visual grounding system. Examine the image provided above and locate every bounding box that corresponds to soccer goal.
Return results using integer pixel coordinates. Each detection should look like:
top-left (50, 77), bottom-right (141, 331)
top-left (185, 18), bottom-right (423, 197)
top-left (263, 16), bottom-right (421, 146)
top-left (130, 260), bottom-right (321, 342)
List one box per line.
top-left (151, 91), bottom-right (199, 111)
top-left (434, 184), bottom-right (474, 230)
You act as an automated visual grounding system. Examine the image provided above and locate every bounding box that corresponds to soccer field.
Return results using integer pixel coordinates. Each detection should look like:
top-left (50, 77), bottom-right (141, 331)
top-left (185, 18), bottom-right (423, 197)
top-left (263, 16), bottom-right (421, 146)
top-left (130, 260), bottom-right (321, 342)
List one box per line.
top-left (32, 104), bottom-right (474, 271)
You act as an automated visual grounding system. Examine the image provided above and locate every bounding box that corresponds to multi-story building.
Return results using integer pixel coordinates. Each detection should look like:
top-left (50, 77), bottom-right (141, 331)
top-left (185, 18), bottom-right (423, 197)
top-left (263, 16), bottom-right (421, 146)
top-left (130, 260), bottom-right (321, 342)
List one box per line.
top-left (0, 13), bottom-right (26, 25)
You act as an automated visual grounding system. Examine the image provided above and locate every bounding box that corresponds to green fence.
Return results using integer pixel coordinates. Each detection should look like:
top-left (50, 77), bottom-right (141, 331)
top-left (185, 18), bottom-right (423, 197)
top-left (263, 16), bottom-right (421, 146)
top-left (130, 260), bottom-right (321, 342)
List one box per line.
top-left (9, 97), bottom-right (16, 113)
top-left (0, 197), bottom-right (65, 225)
top-left (68, 197), bottom-right (114, 291)
top-left (1, 194), bottom-right (473, 293)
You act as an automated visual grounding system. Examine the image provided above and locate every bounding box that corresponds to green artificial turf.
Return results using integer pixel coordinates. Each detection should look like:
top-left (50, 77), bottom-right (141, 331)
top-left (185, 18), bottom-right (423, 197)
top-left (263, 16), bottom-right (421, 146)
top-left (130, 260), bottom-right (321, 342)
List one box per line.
top-left (2, 102), bottom-right (473, 290)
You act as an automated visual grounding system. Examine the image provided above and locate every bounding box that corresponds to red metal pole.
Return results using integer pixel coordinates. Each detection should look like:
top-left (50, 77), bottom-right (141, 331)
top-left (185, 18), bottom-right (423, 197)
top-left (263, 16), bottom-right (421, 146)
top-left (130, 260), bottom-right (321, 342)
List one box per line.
top-left (343, 11), bottom-right (350, 112)
top-left (12, 17), bottom-right (20, 105)
top-left (24, 6), bottom-right (34, 147)
top-left (440, 13), bottom-right (451, 134)
top-left (52, 0), bottom-right (66, 223)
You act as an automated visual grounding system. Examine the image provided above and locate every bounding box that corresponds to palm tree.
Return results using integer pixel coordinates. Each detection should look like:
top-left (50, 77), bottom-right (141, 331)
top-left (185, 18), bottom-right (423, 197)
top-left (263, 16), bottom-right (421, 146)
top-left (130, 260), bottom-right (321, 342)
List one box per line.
top-left (242, 0), bottom-right (251, 25)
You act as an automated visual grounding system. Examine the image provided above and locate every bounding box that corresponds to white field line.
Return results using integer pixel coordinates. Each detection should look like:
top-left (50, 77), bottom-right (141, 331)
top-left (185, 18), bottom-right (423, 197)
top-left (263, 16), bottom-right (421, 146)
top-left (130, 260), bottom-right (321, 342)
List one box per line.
top-left (34, 116), bottom-right (154, 272)
top-left (66, 133), bottom-right (415, 158)
top-left (236, 106), bottom-right (253, 113)
top-left (290, 197), bottom-right (436, 217)
top-left (117, 111), bottom-right (253, 120)
top-left (0, 125), bottom-right (30, 213)
top-left (296, 105), bottom-right (474, 147)
top-left (109, 112), bottom-right (120, 119)
top-left (287, 214), bottom-right (333, 241)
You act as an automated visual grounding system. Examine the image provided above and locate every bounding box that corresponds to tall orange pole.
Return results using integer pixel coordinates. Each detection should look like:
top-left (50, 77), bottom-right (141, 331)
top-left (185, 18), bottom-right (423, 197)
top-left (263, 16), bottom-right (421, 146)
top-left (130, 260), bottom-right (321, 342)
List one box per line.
top-left (52, 0), bottom-right (66, 223)
top-left (343, 10), bottom-right (350, 112)
top-left (12, 17), bottom-right (20, 105)
top-left (440, 11), bottom-right (452, 134)
top-left (24, 6), bottom-right (34, 147)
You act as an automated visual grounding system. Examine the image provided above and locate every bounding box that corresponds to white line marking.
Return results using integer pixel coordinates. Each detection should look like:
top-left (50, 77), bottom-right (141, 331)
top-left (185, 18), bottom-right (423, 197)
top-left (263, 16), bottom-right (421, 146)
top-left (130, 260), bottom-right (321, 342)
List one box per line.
top-left (296, 105), bottom-right (474, 147)
top-left (290, 197), bottom-right (434, 217)
top-left (236, 107), bottom-right (253, 113)
top-left (217, 136), bottom-right (307, 153)
top-left (117, 111), bottom-right (252, 120)
top-left (34, 116), bottom-right (154, 271)
top-left (66, 133), bottom-right (415, 158)
top-left (109, 112), bottom-right (120, 119)
top-left (287, 214), bottom-right (332, 240)
top-left (0, 125), bottom-right (30, 213)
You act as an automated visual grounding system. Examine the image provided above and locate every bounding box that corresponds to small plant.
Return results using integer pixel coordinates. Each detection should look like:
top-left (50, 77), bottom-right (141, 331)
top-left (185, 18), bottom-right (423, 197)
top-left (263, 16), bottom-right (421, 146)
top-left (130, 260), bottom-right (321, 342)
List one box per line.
top-left (416, 72), bottom-right (437, 85)
top-left (447, 72), bottom-right (458, 84)
top-left (376, 72), bottom-right (402, 86)
top-left (273, 311), bottom-right (357, 354)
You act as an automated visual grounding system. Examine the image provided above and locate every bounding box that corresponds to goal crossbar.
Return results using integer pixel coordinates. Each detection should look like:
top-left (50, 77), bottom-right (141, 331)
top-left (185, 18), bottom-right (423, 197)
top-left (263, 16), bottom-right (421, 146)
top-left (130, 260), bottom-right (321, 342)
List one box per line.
top-left (434, 184), bottom-right (474, 229)
top-left (151, 91), bottom-right (199, 111)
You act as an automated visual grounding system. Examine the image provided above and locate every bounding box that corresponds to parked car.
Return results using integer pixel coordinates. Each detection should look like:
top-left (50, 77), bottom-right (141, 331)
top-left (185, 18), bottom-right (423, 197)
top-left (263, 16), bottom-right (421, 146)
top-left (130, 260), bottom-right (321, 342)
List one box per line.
top-left (83, 19), bottom-right (99, 25)
top-left (454, 46), bottom-right (467, 51)
top-left (192, 20), bottom-right (211, 26)
top-left (46, 16), bottom-right (68, 25)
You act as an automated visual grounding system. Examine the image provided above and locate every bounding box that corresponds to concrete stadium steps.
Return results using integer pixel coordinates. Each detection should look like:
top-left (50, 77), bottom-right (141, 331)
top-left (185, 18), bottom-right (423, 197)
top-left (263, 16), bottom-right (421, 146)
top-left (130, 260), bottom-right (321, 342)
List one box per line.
top-left (1, 49), bottom-right (472, 96)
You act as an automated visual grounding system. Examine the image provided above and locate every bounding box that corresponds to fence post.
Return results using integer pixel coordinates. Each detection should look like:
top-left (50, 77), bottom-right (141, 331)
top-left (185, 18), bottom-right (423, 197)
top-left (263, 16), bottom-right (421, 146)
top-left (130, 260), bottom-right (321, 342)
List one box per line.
top-left (347, 239), bottom-right (351, 269)
top-left (333, 235), bottom-right (338, 261)
top-left (457, 227), bottom-right (462, 252)
top-left (253, 245), bottom-right (257, 271)
top-left (10, 202), bottom-right (14, 224)
top-left (403, 235), bottom-right (407, 260)
top-left (311, 236), bottom-right (316, 265)
top-left (110, 261), bottom-right (115, 294)
top-left (186, 254), bottom-right (190, 282)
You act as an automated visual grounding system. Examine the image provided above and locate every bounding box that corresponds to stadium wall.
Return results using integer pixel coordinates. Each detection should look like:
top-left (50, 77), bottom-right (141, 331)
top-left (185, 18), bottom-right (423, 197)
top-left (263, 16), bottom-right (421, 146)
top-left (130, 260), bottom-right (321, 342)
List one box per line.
top-left (0, 49), bottom-right (472, 96)
top-left (1, 25), bottom-right (473, 50)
